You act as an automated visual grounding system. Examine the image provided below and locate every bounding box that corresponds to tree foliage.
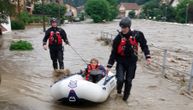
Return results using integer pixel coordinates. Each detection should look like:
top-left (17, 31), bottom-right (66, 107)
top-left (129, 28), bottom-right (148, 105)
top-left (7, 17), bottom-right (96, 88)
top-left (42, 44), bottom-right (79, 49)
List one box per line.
top-left (85, 0), bottom-right (119, 22)
top-left (33, 3), bottom-right (66, 18)
top-left (11, 20), bottom-right (25, 30)
top-left (141, 0), bottom-right (176, 21)
top-left (128, 10), bottom-right (136, 18)
top-left (85, 0), bottom-right (110, 23)
top-left (176, 0), bottom-right (193, 23)
top-left (0, 0), bottom-right (15, 24)
top-left (63, 0), bottom-right (86, 7)
top-left (107, 0), bottom-right (119, 21)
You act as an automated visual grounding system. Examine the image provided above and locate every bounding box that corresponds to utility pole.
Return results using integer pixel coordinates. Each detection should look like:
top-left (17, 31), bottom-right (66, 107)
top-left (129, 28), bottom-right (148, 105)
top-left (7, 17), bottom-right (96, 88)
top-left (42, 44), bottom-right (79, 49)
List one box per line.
top-left (56, 0), bottom-right (61, 25)
top-left (165, 6), bottom-right (167, 21)
top-left (185, 3), bottom-right (189, 23)
top-left (42, 0), bottom-right (46, 32)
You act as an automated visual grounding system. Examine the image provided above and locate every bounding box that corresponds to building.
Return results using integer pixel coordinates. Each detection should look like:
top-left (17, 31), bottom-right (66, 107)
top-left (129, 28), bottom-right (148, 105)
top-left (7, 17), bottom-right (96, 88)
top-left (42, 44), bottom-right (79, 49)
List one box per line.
top-left (65, 4), bottom-right (77, 17)
top-left (118, 3), bottom-right (141, 18)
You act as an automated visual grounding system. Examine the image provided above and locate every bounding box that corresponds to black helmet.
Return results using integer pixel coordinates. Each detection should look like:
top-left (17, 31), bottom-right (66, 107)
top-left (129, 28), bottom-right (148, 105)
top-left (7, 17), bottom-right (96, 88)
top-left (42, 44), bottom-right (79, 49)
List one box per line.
top-left (50, 18), bottom-right (57, 24)
top-left (119, 17), bottom-right (131, 28)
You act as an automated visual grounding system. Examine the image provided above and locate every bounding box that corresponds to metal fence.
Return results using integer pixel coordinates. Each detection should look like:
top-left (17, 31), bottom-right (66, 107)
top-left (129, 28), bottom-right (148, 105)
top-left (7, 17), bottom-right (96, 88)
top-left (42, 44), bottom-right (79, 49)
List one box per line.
top-left (100, 31), bottom-right (193, 92)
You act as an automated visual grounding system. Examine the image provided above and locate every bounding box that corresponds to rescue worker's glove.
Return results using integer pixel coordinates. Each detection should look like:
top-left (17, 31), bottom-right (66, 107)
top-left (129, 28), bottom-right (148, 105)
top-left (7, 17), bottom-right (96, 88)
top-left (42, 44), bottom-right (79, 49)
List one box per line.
top-left (66, 41), bottom-right (70, 46)
top-left (77, 70), bottom-right (83, 75)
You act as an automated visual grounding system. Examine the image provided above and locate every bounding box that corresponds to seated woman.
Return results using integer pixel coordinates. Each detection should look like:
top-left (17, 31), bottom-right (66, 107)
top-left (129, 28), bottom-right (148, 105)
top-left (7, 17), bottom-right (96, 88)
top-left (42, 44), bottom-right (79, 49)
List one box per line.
top-left (83, 58), bottom-right (106, 83)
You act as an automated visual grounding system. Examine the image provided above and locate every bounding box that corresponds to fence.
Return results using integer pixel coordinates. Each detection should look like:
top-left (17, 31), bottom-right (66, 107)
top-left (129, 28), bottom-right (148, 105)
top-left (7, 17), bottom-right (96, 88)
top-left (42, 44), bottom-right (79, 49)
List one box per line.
top-left (100, 31), bottom-right (193, 92)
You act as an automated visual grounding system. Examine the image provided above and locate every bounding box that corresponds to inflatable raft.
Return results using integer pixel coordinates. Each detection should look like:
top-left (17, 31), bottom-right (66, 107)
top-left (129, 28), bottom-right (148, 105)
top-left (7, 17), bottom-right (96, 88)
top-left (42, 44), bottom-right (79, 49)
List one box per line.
top-left (50, 71), bottom-right (116, 103)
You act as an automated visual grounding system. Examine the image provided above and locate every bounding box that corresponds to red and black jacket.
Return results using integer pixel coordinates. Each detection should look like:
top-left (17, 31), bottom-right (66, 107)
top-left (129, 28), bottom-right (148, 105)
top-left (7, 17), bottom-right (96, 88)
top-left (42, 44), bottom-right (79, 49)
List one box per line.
top-left (107, 30), bottom-right (151, 68)
top-left (43, 27), bottom-right (69, 48)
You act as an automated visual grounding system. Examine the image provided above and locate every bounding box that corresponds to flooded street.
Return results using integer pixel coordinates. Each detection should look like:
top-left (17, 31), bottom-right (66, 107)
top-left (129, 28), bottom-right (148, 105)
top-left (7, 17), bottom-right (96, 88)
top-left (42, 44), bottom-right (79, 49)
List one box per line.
top-left (0, 20), bottom-right (193, 110)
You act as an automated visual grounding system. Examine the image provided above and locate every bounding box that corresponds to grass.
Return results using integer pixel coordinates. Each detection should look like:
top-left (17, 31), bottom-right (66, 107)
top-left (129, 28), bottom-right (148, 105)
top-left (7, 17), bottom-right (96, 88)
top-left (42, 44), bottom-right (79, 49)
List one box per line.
top-left (10, 40), bottom-right (33, 51)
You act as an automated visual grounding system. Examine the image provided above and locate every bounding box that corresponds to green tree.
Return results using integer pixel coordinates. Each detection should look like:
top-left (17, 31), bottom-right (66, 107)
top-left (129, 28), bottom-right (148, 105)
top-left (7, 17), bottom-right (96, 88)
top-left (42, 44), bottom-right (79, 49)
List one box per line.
top-left (135, 0), bottom-right (151, 5)
top-left (141, 0), bottom-right (160, 19)
top-left (176, 0), bottom-right (193, 23)
top-left (33, 3), bottom-right (66, 18)
top-left (107, 0), bottom-right (119, 21)
top-left (63, 0), bottom-right (86, 7)
top-left (17, 11), bottom-right (31, 25)
top-left (0, 0), bottom-right (15, 24)
top-left (141, 0), bottom-right (176, 22)
top-left (162, 4), bottom-right (176, 22)
top-left (85, 0), bottom-right (110, 23)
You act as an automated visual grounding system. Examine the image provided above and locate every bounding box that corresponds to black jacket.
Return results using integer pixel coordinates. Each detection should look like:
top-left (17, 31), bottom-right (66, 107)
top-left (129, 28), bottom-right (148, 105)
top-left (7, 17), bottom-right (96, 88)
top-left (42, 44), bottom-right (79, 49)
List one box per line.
top-left (43, 27), bottom-right (69, 48)
top-left (107, 30), bottom-right (150, 68)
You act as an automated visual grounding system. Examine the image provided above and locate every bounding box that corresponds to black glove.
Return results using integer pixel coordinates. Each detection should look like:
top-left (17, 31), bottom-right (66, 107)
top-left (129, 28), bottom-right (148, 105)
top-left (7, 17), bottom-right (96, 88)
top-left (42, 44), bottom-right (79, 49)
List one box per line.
top-left (77, 70), bottom-right (83, 75)
top-left (66, 41), bottom-right (70, 45)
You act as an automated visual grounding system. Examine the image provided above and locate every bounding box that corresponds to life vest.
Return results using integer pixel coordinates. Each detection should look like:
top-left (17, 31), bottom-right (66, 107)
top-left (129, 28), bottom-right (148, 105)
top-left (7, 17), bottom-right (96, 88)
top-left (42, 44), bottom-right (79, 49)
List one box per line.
top-left (117, 35), bottom-right (138, 56)
top-left (85, 64), bottom-right (98, 80)
top-left (117, 38), bottom-right (127, 56)
top-left (49, 31), bottom-right (62, 45)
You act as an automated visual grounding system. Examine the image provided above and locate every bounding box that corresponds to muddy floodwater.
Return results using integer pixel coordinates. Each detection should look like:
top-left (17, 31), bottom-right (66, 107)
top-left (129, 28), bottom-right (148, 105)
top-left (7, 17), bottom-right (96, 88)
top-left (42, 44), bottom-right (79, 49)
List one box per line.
top-left (0, 20), bottom-right (193, 110)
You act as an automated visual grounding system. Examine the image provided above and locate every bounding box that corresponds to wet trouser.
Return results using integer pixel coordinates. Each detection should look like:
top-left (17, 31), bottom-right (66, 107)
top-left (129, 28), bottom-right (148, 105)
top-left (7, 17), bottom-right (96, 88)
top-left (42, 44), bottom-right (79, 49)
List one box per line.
top-left (49, 48), bottom-right (64, 70)
top-left (116, 62), bottom-right (137, 100)
top-left (89, 74), bottom-right (104, 83)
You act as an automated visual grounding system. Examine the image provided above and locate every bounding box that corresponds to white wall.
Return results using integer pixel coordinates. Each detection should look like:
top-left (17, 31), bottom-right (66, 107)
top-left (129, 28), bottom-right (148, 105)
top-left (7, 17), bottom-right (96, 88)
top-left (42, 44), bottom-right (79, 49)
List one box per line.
top-left (1, 16), bottom-right (12, 33)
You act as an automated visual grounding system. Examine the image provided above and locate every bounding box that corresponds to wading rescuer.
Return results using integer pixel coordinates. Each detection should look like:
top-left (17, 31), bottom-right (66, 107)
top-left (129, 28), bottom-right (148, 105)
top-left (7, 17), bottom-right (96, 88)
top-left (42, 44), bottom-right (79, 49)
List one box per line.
top-left (43, 18), bottom-right (70, 71)
top-left (106, 17), bottom-right (151, 101)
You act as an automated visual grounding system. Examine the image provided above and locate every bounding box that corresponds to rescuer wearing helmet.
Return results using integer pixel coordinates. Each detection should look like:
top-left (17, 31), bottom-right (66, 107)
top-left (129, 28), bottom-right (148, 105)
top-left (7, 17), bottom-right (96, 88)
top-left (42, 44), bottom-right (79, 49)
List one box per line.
top-left (106, 17), bottom-right (151, 101)
top-left (43, 18), bottom-right (70, 71)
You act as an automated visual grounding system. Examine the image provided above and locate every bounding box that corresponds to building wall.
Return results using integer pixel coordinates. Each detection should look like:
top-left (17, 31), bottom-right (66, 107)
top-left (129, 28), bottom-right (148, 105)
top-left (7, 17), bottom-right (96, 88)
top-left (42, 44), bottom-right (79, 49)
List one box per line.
top-left (1, 17), bottom-right (12, 34)
top-left (65, 4), bottom-right (77, 17)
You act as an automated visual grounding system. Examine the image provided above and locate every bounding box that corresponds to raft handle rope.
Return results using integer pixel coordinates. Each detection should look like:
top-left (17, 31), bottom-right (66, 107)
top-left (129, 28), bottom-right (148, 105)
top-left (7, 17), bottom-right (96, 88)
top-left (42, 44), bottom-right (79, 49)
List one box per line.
top-left (69, 44), bottom-right (88, 65)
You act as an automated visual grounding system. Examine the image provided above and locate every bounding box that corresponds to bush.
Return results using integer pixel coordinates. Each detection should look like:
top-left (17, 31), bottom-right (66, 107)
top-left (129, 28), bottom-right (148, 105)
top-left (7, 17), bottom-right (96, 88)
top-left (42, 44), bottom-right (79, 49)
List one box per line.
top-left (31, 16), bottom-right (42, 23)
top-left (10, 40), bottom-right (33, 51)
top-left (141, 0), bottom-right (177, 22)
top-left (78, 12), bottom-right (85, 21)
top-left (128, 10), bottom-right (136, 18)
top-left (17, 11), bottom-right (31, 25)
top-left (85, 0), bottom-right (110, 23)
top-left (11, 20), bottom-right (25, 30)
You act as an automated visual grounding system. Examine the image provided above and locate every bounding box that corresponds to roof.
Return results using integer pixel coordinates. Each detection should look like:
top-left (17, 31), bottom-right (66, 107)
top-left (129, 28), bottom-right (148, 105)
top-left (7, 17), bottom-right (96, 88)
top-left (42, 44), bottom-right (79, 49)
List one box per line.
top-left (119, 3), bottom-right (140, 11)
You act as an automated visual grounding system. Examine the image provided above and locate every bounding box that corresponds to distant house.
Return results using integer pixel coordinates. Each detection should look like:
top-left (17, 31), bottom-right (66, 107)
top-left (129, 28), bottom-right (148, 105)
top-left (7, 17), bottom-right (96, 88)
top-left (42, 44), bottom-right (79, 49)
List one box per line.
top-left (118, 3), bottom-right (141, 18)
top-left (65, 4), bottom-right (77, 17)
